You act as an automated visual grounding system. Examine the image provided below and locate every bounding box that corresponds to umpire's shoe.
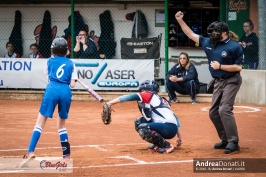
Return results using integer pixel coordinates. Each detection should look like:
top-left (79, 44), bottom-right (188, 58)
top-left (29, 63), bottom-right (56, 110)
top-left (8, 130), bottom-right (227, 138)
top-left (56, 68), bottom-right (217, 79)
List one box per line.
top-left (224, 142), bottom-right (240, 154)
top-left (214, 141), bottom-right (228, 149)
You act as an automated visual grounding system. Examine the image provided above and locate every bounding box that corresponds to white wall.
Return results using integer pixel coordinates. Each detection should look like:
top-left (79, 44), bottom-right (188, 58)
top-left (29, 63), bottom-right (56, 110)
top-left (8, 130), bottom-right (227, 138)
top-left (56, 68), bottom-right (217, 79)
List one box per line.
top-left (236, 70), bottom-right (266, 105)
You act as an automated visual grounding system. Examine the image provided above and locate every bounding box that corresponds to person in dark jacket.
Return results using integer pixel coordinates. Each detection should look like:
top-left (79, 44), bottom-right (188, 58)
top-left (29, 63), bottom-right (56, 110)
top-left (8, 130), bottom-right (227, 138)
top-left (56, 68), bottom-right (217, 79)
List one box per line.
top-left (238, 19), bottom-right (259, 70)
top-left (166, 52), bottom-right (199, 104)
top-left (74, 29), bottom-right (98, 59)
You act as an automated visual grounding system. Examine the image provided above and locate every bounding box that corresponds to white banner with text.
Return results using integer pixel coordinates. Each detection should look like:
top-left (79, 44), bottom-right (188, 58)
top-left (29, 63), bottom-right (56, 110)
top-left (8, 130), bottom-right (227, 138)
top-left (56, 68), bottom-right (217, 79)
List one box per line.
top-left (0, 58), bottom-right (154, 90)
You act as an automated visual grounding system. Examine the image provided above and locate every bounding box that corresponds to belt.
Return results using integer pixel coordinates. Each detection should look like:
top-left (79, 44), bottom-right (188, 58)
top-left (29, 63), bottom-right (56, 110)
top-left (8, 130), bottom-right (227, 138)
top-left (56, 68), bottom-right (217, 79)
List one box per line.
top-left (215, 73), bottom-right (239, 81)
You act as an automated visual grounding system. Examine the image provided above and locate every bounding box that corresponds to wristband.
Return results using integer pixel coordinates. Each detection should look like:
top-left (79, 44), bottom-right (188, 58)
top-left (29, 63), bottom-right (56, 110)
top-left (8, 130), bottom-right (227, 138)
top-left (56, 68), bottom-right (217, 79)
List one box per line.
top-left (219, 64), bottom-right (221, 70)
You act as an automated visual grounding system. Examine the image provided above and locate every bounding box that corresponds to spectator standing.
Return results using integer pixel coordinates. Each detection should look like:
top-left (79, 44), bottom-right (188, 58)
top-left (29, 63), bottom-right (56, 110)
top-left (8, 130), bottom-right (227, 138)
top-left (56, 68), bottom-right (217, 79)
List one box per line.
top-left (239, 19), bottom-right (259, 70)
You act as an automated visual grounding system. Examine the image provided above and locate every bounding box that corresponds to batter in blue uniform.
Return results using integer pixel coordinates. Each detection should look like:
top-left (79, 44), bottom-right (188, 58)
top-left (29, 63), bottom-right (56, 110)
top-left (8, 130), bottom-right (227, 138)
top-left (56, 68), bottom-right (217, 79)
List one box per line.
top-left (175, 11), bottom-right (243, 154)
top-left (106, 80), bottom-right (182, 154)
top-left (19, 37), bottom-right (78, 168)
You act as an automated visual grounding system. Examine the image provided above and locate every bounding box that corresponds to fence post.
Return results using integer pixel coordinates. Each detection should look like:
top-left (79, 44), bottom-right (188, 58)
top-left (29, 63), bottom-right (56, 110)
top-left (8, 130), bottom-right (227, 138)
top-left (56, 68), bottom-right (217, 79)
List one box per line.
top-left (71, 0), bottom-right (75, 59)
top-left (258, 0), bottom-right (266, 70)
top-left (164, 0), bottom-right (169, 92)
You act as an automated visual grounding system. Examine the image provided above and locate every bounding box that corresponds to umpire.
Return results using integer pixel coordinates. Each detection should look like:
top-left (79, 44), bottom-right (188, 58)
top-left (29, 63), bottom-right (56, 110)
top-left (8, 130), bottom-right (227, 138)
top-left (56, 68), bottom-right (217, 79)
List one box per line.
top-left (175, 11), bottom-right (243, 154)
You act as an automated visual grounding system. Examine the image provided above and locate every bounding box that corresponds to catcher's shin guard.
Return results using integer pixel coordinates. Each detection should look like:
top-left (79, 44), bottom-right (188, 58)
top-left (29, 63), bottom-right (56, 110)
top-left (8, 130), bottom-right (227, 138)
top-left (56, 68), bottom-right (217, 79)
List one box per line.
top-left (61, 142), bottom-right (70, 157)
top-left (137, 123), bottom-right (167, 147)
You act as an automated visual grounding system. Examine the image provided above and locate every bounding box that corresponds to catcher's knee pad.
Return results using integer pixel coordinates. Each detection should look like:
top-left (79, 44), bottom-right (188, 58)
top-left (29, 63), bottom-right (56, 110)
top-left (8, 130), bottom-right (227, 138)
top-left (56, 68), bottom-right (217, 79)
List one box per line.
top-left (137, 123), bottom-right (165, 147)
top-left (137, 123), bottom-right (150, 139)
top-left (61, 141), bottom-right (70, 156)
top-left (134, 117), bottom-right (143, 132)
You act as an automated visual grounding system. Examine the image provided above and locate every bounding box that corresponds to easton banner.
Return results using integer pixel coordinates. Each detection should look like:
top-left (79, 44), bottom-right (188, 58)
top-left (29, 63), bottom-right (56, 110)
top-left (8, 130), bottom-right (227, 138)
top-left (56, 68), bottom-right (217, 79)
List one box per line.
top-left (120, 37), bottom-right (160, 59)
top-left (0, 58), bottom-right (154, 90)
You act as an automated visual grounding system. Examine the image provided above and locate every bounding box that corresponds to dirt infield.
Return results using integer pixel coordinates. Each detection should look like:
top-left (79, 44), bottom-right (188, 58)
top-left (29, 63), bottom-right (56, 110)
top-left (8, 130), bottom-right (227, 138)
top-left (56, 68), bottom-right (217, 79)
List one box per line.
top-left (0, 100), bottom-right (266, 177)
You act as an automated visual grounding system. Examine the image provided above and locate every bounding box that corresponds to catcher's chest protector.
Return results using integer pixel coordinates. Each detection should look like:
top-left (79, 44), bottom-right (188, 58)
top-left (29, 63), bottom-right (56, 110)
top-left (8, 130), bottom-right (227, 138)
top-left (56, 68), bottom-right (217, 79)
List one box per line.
top-left (138, 94), bottom-right (170, 118)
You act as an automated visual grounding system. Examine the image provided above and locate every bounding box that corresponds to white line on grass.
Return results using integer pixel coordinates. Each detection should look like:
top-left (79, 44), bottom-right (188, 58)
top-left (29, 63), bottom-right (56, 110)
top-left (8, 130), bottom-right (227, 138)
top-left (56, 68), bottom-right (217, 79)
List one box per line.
top-left (75, 159), bottom-right (193, 168)
top-left (112, 156), bottom-right (147, 164)
top-left (201, 106), bottom-right (261, 113)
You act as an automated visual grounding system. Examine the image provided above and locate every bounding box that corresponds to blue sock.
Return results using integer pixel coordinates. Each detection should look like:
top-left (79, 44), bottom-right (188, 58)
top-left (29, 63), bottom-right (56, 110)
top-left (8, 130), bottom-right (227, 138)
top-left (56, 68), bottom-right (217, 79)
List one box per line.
top-left (58, 128), bottom-right (70, 157)
top-left (58, 128), bottom-right (68, 142)
top-left (28, 126), bottom-right (42, 153)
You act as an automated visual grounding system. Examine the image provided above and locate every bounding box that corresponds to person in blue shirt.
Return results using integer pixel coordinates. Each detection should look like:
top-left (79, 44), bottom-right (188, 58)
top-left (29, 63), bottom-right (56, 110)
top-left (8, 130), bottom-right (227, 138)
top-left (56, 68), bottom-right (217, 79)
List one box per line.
top-left (175, 11), bottom-right (243, 154)
top-left (19, 37), bottom-right (78, 168)
top-left (166, 52), bottom-right (199, 104)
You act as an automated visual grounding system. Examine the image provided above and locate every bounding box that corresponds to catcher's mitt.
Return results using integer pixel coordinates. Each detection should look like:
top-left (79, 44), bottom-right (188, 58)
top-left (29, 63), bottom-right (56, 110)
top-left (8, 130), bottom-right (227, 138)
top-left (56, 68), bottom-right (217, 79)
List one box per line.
top-left (101, 103), bottom-right (112, 125)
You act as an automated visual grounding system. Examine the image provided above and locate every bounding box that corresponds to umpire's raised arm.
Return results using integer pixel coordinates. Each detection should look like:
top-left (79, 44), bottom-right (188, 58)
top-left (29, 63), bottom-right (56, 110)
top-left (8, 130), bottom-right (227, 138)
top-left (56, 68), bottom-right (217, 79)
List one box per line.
top-left (175, 11), bottom-right (199, 44)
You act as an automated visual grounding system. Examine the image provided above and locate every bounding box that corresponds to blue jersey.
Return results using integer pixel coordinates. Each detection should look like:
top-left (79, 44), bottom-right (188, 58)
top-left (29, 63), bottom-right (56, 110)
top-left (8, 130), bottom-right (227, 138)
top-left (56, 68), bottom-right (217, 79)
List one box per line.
top-left (40, 55), bottom-right (77, 119)
top-left (47, 56), bottom-right (75, 85)
top-left (199, 36), bottom-right (244, 79)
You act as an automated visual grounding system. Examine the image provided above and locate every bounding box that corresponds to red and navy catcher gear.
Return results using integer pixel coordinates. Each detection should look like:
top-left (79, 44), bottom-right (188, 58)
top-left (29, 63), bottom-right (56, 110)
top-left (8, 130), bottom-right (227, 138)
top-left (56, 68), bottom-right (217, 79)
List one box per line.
top-left (138, 80), bottom-right (159, 93)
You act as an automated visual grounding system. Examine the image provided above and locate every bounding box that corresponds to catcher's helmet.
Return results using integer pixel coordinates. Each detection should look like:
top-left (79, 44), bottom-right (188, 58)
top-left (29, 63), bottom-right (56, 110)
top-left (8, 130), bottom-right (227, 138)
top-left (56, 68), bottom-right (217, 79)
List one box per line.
top-left (51, 37), bottom-right (68, 49)
top-left (207, 21), bottom-right (228, 46)
top-left (138, 80), bottom-right (159, 92)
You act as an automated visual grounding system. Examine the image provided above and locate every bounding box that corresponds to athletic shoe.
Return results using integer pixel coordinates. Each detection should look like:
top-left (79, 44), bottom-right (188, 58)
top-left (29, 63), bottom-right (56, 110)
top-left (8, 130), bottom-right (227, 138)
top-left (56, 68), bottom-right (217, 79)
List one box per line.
top-left (170, 98), bottom-right (178, 103)
top-left (63, 154), bottom-right (71, 163)
top-left (63, 154), bottom-right (70, 159)
top-left (148, 144), bottom-right (159, 152)
top-left (157, 144), bottom-right (174, 154)
top-left (19, 152), bottom-right (35, 168)
top-left (191, 98), bottom-right (197, 104)
top-left (214, 141), bottom-right (228, 149)
top-left (224, 142), bottom-right (240, 154)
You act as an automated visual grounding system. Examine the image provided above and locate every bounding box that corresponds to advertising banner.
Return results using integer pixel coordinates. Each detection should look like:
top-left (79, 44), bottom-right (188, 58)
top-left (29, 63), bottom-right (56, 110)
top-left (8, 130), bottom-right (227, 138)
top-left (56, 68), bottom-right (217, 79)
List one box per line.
top-left (0, 58), bottom-right (154, 90)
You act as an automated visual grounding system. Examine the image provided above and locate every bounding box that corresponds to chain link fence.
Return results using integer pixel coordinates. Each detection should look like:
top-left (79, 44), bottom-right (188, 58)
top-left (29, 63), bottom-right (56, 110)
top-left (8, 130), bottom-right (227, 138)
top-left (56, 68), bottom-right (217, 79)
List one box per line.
top-left (224, 0), bottom-right (265, 70)
top-left (0, 2), bottom-right (165, 59)
top-left (0, 0), bottom-right (265, 92)
top-left (0, 1), bottom-right (168, 89)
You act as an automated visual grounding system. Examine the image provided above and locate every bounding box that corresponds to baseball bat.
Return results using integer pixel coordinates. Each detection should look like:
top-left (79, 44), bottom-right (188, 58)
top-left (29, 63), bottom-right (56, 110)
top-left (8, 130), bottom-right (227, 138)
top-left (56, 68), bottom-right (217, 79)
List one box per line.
top-left (77, 79), bottom-right (104, 102)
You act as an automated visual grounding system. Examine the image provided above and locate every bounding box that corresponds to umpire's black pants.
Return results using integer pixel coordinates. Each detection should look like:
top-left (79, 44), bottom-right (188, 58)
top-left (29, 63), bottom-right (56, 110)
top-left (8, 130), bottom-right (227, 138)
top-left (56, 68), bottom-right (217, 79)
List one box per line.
top-left (209, 74), bottom-right (242, 143)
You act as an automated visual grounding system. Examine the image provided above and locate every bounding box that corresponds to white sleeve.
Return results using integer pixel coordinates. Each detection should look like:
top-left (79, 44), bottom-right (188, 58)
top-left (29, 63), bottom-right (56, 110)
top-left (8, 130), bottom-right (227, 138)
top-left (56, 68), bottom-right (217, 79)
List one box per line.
top-left (44, 60), bottom-right (48, 75)
top-left (71, 64), bottom-right (78, 80)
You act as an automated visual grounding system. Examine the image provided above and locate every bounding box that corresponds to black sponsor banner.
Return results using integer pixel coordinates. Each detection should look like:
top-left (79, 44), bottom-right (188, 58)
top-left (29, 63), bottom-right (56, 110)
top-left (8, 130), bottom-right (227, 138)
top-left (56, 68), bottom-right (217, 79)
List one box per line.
top-left (193, 158), bottom-right (266, 173)
top-left (121, 37), bottom-right (160, 59)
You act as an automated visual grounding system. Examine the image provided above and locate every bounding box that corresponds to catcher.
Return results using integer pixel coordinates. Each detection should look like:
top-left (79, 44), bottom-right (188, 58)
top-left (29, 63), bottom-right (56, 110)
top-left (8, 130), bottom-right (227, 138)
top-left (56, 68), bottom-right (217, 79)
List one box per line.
top-left (102, 80), bottom-right (182, 153)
